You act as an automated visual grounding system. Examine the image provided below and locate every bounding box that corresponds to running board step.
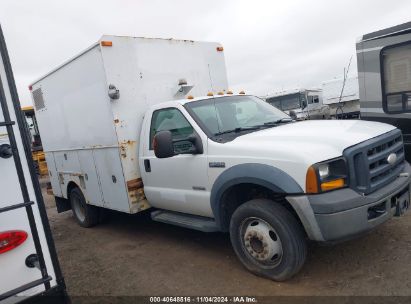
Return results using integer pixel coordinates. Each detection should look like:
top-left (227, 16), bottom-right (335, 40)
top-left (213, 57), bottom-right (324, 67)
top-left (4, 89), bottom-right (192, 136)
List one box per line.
top-left (151, 210), bottom-right (219, 232)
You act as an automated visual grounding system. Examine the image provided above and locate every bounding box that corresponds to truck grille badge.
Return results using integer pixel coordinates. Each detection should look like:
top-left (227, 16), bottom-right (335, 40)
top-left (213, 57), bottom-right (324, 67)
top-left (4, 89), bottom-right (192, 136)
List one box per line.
top-left (387, 153), bottom-right (397, 165)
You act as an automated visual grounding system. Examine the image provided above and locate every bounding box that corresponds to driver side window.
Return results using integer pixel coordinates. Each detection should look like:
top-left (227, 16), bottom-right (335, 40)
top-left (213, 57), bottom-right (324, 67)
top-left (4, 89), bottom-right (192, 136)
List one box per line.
top-left (149, 108), bottom-right (194, 153)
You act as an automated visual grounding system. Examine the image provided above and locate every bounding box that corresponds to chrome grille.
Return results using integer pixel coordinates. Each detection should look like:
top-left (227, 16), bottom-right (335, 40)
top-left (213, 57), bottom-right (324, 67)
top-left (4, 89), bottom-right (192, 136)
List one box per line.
top-left (344, 129), bottom-right (405, 194)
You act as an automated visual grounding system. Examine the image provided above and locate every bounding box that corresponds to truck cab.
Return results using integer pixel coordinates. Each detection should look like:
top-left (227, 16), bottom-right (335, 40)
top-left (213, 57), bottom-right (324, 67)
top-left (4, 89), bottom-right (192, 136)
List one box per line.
top-left (140, 93), bottom-right (411, 280)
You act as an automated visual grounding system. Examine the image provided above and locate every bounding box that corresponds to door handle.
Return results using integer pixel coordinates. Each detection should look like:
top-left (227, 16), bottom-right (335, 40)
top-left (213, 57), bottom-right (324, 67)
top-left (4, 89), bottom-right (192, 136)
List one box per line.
top-left (144, 159), bottom-right (151, 172)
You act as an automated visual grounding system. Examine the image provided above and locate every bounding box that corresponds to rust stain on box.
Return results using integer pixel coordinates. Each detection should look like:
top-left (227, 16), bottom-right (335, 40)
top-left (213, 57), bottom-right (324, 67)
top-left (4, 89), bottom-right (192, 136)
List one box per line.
top-left (127, 178), bottom-right (144, 191)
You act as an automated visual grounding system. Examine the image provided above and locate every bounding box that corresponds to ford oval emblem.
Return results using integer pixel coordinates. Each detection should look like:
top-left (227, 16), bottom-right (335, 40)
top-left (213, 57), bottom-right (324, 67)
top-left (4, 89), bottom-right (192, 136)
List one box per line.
top-left (387, 153), bottom-right (397, 165)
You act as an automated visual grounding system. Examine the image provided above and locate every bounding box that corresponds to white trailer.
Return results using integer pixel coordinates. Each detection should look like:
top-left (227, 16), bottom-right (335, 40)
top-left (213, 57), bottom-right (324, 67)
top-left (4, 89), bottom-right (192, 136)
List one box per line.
top-left (0, 26), bottom-right (66, 303)
top-left (321, 76), bottom-right (360, 118)
top-left (30, 35), bottom-right (228, 217)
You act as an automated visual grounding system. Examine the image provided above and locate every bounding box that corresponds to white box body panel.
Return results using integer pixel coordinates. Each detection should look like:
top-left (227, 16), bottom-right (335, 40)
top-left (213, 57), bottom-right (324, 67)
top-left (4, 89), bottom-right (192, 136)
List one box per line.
top-left (31, 36), bottom-right (228, 214)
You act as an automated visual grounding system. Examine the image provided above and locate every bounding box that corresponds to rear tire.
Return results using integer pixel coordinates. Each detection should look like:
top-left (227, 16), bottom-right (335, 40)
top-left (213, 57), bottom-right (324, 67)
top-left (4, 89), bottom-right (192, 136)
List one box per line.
top-left (69, 187), bottom-right (99, 228)
top-left (229, 199), bottom-right (307, 281)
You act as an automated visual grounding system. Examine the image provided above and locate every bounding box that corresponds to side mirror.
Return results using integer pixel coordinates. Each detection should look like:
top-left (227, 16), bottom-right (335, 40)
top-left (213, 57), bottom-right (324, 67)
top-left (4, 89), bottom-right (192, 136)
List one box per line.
top-left (153, 131), bottom-right (204, 159)
top-left (289, 110), bottom-right (297, 120)
top-left (187, 133), bottom-right (204, 155)
top-left (153, 131), bottom-right (175, 158)
top-left (301, 101), bottom-right (307, 109)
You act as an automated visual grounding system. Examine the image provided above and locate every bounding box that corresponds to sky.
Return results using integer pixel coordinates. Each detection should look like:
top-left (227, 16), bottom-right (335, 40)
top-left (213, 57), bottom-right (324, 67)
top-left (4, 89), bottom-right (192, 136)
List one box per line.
top-left (1, 0), bottom-right (411, 106)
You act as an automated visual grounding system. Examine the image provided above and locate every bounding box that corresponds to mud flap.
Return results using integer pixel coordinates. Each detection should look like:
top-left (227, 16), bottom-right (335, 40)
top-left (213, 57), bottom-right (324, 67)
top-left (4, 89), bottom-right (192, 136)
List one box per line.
top-left (55, 196), bottom-right (71, 213)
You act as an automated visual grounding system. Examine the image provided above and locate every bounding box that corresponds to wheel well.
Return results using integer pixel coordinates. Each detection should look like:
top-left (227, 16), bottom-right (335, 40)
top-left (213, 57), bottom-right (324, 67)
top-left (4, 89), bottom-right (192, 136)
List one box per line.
top-left (66, 181), bottom-right (79, 199)
top-left (219, 183), bottom-right (305, 234)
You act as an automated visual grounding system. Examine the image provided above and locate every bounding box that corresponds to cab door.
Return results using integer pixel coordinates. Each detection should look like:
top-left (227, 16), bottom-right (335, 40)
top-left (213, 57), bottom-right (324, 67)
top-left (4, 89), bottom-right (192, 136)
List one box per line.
top-left (140, 106), bottom-right (212, 218)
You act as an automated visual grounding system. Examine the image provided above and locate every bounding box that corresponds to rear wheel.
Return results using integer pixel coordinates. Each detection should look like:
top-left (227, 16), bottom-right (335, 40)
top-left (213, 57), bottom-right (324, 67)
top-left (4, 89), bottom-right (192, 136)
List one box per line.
top-left (229, 199), bottom-right (307, 281)
top-left (69, 187), bottom-right (99, 228)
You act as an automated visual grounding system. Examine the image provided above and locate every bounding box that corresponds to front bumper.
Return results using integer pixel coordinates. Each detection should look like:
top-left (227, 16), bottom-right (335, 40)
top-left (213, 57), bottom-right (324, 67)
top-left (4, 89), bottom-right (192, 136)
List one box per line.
top-left (287, 162), bottom-right (411, 242)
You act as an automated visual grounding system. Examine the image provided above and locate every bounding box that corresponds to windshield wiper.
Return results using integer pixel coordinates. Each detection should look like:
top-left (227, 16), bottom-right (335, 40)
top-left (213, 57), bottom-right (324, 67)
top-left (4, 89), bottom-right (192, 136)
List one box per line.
top-left (214, 126), bottom-right (261, 136)
top-left (263, 118), bottom-right (294, 125)
top-left (213, 118), bottom-right (293, 136)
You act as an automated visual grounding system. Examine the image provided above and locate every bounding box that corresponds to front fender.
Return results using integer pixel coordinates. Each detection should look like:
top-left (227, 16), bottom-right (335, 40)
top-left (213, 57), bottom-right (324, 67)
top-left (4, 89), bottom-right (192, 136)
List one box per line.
top-left (210, 163), bottom-right (304, 230)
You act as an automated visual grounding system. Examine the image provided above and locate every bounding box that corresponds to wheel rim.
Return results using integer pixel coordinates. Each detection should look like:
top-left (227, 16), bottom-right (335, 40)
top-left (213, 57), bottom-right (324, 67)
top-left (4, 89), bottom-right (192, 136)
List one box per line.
top-left (240, 217), bottom-right (283, 267)
top-left (72, 194), bottom-right (86, 222)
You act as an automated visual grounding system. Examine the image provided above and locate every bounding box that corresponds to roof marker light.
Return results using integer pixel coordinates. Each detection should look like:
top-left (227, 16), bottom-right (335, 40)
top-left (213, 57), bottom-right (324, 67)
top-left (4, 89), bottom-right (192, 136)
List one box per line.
top-left (207, 92), bottom-right (214, 96)
top-left (187, 95), bottom-right (194, 100)
top-left (239, 90), bottom-right (246, 95)
top-left (101, 41), bottom-right (113, 47)
top-left (216, 46), bottom-right (224, 52)
top-left (217, 91), bottom-right (224, 95)
top-left (226, 90), bottom-right (233, 95)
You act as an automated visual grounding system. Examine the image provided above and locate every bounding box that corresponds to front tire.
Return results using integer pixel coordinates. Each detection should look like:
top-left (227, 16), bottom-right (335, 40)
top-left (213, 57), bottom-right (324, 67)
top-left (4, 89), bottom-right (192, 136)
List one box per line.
top-left (69, 187), bottom-right (99, 228)
top-left (229, 199), bottom-right (307, 281)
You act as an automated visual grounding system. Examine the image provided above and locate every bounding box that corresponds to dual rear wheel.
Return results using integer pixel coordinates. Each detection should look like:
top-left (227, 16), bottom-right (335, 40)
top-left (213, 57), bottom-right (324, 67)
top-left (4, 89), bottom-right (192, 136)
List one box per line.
top-left (69, 187), bottom-right (100, 228)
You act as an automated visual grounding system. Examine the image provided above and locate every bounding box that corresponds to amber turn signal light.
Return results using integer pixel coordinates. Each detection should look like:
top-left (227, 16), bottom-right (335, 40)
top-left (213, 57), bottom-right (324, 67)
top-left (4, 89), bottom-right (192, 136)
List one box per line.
top-left (101, 41), bottom-right (113, 47)
top-left (320, 178), bottom-right (345, 192)
top-left (306, 166), bottom-right (319, 194)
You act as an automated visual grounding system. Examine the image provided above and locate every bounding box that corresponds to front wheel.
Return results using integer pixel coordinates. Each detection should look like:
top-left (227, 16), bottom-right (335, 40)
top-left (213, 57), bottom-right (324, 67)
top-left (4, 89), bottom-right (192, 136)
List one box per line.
top-left (229, 199), bottom-right (307, 281)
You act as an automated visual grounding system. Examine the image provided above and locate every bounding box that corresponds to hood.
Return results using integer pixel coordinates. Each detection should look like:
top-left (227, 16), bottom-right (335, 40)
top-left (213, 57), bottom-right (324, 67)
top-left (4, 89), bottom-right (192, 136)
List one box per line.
top-left (239, 120), bottom-right (395, 148)
top-left (207, 120), bottom-right (397, 192)
top-left (228, 120), bottom-right (397, 162)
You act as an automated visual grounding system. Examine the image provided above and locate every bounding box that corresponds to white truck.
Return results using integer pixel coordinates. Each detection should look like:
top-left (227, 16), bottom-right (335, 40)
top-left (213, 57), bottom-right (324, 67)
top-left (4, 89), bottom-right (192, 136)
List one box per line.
top-left (321, 76), bottom-right (360, 119)
top-left (31, 35), bottom-right (411, 281)
top-left (0, 26), bottom-right (66, 303)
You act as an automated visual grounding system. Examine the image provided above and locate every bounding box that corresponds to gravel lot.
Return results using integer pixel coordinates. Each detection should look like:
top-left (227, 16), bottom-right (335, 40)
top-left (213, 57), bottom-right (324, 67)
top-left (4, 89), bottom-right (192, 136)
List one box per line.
top-left (40, 178), bottom-right (411, 297)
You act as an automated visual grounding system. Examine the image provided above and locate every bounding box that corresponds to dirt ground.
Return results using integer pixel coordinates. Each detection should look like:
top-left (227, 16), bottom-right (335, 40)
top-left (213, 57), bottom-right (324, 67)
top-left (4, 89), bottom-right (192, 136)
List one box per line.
top-left (39, 178), bottom-right (411, 297)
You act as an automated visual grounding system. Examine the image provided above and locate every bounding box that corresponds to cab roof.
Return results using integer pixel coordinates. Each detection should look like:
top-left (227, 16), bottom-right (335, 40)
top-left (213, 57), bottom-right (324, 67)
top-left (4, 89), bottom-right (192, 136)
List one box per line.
top-left (175, 94), bottom-right (248, 105)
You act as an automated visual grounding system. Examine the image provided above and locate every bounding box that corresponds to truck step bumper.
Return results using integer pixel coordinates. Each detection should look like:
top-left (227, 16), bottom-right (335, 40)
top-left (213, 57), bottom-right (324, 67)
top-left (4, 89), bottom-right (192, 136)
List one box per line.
top-left (151, 210), bottom-right (219, 232)
top-left (315, 186), bottom-right (410, 242)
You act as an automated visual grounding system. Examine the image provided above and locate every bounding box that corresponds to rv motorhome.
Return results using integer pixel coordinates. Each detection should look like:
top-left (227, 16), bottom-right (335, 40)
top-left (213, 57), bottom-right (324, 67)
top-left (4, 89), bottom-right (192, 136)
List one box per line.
top-left (357, 21), bottom-right (411, 160)
top-left (264, 89), bottom-right (326, 120)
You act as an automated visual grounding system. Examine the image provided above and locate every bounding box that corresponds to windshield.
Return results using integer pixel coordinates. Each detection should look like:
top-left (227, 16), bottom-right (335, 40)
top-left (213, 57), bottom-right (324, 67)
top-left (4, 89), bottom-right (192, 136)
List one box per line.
top-left (184, 95), bottom-right (291, 140)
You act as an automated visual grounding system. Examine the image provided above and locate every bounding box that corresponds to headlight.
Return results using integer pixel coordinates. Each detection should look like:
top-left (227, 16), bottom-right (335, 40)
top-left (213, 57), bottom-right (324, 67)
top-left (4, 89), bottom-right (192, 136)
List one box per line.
top-left (306, 158), bottom-right (348, 194)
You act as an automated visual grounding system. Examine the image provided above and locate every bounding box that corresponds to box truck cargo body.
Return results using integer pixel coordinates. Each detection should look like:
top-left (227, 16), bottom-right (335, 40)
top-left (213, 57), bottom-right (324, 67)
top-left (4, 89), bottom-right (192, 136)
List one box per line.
top-left (30, 36), bottom-right (228, 214)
